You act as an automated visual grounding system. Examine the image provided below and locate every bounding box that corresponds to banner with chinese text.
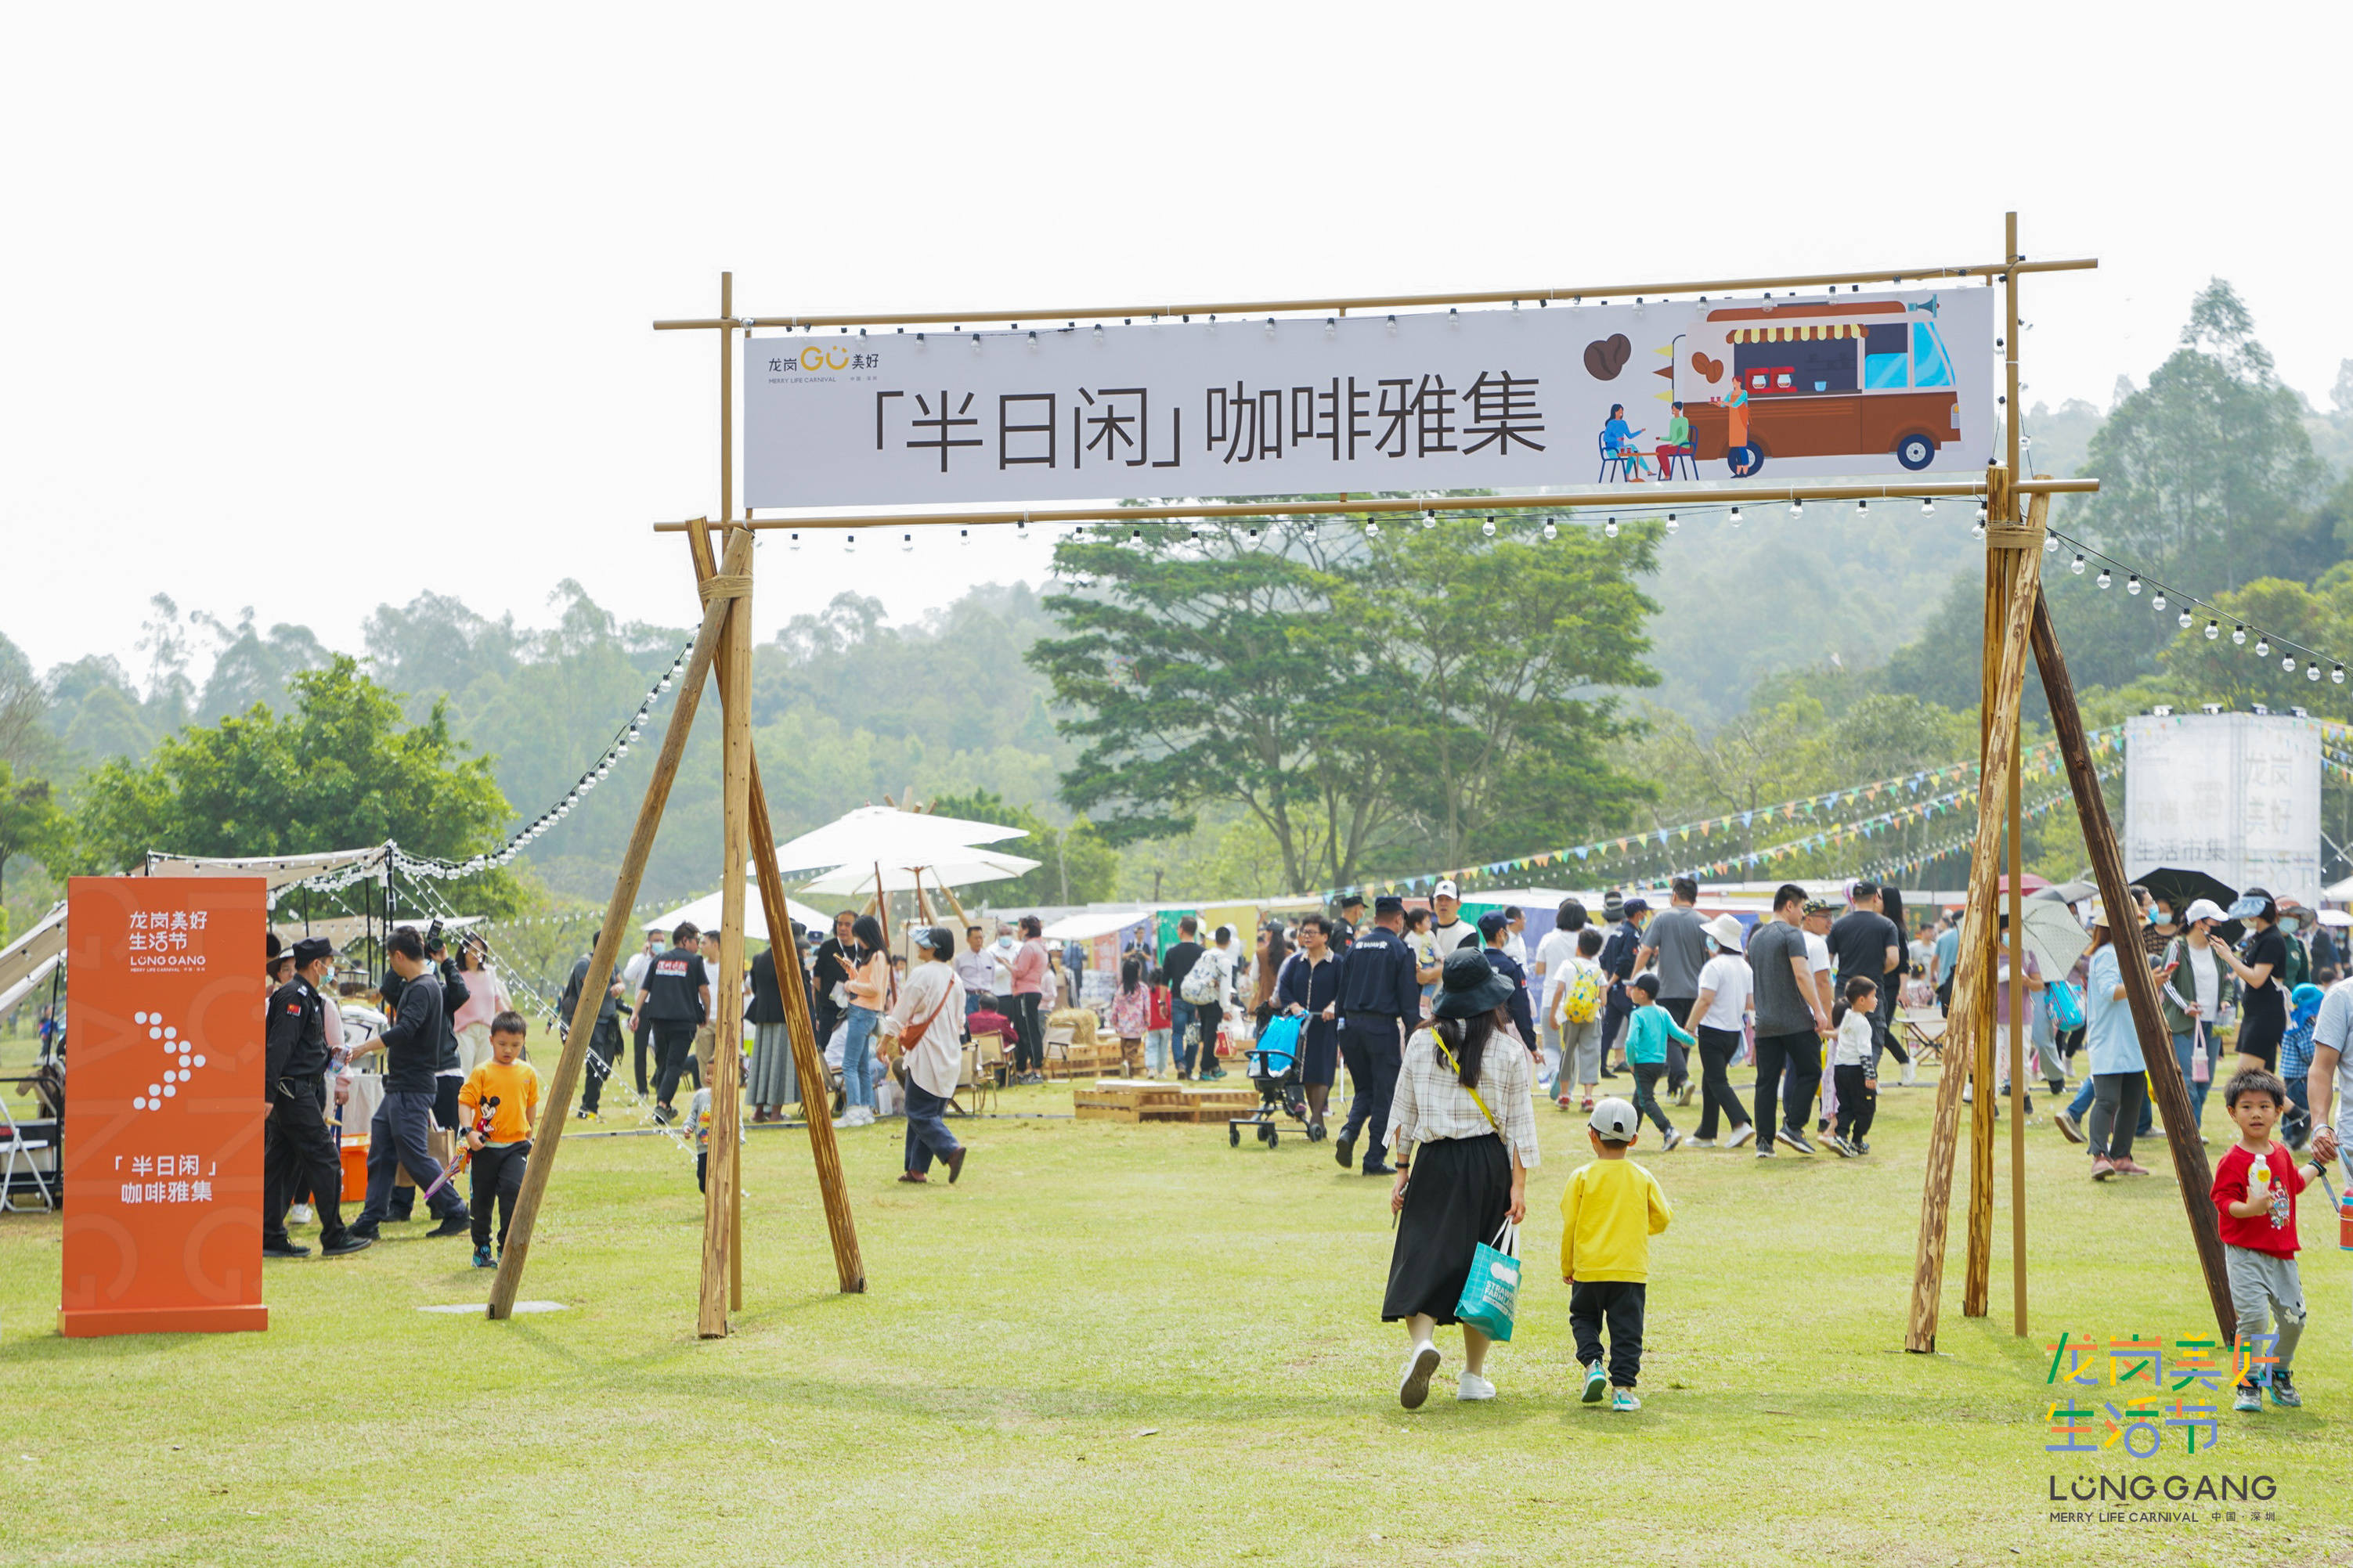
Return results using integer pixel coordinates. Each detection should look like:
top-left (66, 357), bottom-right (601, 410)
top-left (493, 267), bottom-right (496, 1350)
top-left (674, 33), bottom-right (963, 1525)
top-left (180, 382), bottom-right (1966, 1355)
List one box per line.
top-left (745, 288), bottom-right (1994, 508)
top-left (61, 876), bottom-right (269, 1337)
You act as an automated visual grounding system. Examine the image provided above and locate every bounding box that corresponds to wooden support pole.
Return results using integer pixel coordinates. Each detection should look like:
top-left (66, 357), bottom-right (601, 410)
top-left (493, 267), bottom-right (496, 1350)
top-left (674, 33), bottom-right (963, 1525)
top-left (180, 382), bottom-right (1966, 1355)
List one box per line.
top-left (2006, 607), bottom-right (2030, 1338)
top-left (1964, 534), bottom-right (2010, 1319)
top-left (685, 528), bottom-right (867, 1295)
top-left (488, 524), bottom-right (752, 1321)
top-left (939, 882), bottom-right (973, 933)
top-left (2027, 574), bottom-right (2236, 1344)
top-left (699, 528), bottom-right (754, 1339)
top-left (1907, 495), bottom-right (2044, 1352)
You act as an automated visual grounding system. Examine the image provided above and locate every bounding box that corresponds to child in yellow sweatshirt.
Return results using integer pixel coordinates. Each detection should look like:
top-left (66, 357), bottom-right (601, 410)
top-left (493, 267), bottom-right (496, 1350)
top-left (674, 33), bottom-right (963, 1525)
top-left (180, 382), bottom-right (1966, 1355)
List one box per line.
top-left (1560, 1095), bottom-right (1673, 1411)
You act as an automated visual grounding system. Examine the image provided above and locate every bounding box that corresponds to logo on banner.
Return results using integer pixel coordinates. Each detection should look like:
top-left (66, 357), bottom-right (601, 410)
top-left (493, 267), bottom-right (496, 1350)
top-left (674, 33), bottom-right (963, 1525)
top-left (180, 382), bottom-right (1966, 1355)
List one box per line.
top-left (129, 1009), bottom-right (209, 1112)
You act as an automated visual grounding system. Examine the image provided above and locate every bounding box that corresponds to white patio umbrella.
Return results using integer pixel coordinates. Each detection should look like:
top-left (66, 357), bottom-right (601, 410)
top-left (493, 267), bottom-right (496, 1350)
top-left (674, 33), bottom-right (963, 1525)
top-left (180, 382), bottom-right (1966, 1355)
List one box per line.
top-left (796, 851), bottom-right (1040, 899)
top-left (2016, 896), bottom-right (2091, 981)
top-left (766, 805), bottom-right (1027, 876)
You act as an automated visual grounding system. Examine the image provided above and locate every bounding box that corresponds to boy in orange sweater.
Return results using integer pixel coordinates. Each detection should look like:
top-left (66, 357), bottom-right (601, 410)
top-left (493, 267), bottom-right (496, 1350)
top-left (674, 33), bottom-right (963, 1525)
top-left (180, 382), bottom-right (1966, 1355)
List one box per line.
top-left (459, 1011), bottom-right (541, 1268)
top-left (1560, 1097), bottom-right (1673, 1411)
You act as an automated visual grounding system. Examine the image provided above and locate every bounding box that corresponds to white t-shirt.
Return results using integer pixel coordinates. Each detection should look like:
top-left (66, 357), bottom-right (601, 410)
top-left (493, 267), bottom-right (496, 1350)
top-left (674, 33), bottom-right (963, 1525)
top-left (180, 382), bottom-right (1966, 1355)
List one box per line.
top-left (1804, 932), bottom-right (1834, 1008)
top-left (1503, 933), bottom-right (1528, 966)
top-left (1532, 927), bottom-right (1579, 984)
top-left (1695, 953), bottom-right (1752, 1031)
top-left (1430, 919), bottom-right (1478, 958)
top-left (2189, 944), bottom-right (2221, 1018)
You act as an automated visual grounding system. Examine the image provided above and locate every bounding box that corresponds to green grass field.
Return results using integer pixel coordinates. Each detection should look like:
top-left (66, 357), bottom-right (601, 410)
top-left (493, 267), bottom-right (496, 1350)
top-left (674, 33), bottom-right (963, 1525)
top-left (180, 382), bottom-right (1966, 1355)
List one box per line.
top-left (2, 1065), bottom-right (2348, 1566)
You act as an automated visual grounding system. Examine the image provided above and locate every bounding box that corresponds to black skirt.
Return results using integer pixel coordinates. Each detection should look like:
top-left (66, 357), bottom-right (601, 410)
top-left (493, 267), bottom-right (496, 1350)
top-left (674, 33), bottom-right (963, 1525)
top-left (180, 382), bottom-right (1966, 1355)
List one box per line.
top-left (1383, 1133), bottom-right (1511, 1324)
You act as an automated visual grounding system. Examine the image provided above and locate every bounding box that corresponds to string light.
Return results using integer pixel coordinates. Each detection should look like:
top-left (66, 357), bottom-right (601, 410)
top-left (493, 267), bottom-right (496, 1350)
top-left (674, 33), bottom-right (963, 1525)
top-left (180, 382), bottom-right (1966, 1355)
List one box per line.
top-left (2233, 625), bottom-right (2247, 645)
top-left (2127, 575), bottom-right (2142, 596)
top-left (1422, 510), bottom-right (1437, 531)
top-left (2044, 535), bottom-right (2059, 554)
top-left (2283, 653), bottom-right (2299, 672)
top-left (1364, 517), bottom-right (1380, 539)
top-left (1604, 517), bottom-right (1619, 539)
top-left (1542, 518), bottom-right (1558, 541)
top-left (1730, 506), bottom-right (1743, 527)
top-left (1855, 499), bottom-right (1868, 517)
top-left (2308, 661), bottom-right (2322, 683)
top-left (2177, 608), bottom-right (2192, 629)
top-left (2095, 568), bottom-right (2111, 589)
top-left (1481, 516), bottom-right (1496, 538)
top-left (2256, 635), bottom-right (2271, 657)
top-left (1920, 499), bottom-right (1936, 517)
top-left (2152, 591), bottom-right (2167, 611)
top-left (2205, 620), bottom-right (2220, 640)
top-left (2070, 554), bottom-right (2085, 575)
top-left (1665, 513), bottom-right (1679, 533)
top-left (2335, 666), bottom-right (2346, 686)
top-left (1788, 498), bottom-right (1804, 521)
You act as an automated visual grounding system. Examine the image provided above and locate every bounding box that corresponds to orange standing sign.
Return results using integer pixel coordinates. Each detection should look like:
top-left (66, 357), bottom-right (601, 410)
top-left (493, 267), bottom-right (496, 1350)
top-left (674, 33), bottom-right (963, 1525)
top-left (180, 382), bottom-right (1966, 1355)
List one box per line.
top-left (61, 876), bottom-right (269, 1337)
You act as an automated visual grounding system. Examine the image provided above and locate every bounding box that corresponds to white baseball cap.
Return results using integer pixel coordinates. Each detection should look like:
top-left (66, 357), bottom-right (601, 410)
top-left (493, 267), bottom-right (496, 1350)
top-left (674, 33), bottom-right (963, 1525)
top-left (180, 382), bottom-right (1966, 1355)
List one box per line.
top-left (1589, 1097), bottom-right (1638, 1141)
top-left (1433, 878), bottom-right (1460, 900)
top-left (2182, 898), bottom-right (2228, 925)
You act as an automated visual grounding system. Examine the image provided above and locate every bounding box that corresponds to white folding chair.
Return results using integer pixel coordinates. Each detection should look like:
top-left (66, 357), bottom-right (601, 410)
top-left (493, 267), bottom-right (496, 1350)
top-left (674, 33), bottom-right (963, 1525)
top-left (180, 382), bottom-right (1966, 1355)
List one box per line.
top-left (0, 1097), bottom-right (56, 1212)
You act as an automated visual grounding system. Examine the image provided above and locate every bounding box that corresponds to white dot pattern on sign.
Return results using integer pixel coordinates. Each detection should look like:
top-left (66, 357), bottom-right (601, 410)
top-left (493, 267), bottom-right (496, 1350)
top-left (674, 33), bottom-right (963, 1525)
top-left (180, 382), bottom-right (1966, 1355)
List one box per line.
top-left (164, 1027), bottom-right (175, 1040)
top-left (193, 1055), bottom-right (205, 1068)
top-left (150, 1027), bottom-right (162, 1040)
top-left (148, 1083), bottom-right (161, 1098)
top-left (163, 1084), bottom-right (175, 1098)
top-left (134, 1011), bottom-right (150, 1024)
top-left (133, 1097), bottom-right (148, 1109)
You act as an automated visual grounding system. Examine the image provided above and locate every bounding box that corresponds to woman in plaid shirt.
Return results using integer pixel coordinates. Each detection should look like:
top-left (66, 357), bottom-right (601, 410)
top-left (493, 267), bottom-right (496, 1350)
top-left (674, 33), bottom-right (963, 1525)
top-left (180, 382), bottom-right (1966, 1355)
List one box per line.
top-left (1382, 948), bottom-right (1541, 1409)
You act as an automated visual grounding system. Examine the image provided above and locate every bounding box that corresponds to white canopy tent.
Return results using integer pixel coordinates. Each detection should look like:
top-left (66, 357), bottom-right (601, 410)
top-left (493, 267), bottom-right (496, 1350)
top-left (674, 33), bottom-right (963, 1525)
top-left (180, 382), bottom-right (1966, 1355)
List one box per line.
top-left (652, 885), bottom-right (829, 944)
top-left (0, 902), bottom-right (67, 1004)
top-left (0, 950), bottom-right (63, 1019)
top-left (766, 805), bottom-right (1027, 877)
top-left (1039, 910), bottom-right (1153, 943)
top-left (143, 844), bottom-right (395, 894)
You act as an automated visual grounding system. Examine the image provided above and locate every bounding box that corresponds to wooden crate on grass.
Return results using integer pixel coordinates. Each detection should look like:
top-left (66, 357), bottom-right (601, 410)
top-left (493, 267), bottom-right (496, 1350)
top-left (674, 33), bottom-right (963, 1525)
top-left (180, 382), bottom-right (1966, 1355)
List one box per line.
top-left (1074, 1079), bottom-right (1265, 1124)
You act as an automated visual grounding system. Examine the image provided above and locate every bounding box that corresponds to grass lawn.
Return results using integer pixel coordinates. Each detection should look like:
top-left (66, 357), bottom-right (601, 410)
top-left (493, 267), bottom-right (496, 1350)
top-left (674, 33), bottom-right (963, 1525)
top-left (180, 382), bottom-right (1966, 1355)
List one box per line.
top-left (2, 1062), bottom-right (2349, 1566)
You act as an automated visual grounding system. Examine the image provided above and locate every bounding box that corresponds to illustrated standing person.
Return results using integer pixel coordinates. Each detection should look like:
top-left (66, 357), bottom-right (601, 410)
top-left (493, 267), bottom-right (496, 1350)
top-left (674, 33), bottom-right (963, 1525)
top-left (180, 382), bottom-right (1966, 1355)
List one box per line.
top-left (1723, 378), bottom-right (1754, 475)
top-left (745, 939), bottom-right (796, 1123)
top-left (1828, 977), bottom-right (1878, 1157)
top-left (620, 924), bottom-right (666, 1097)
top-left (1747, 885), bottom-right (1831, 1157)
top-left (1686, 914), bottom-right (1755, 1148)
top-left (637, 921), bottom-right (710, 1127)
top-left (1560, 1097), bottom-right (1673, 1411)
top-left (1009, 914), bottom-right (1049, 1084)
top-left (836, 914), bottom-right (890, 1125)
top-left (559, 927), bottom-right (626, 1120)
top-left (2210, 1069), bottom-right (2322, 1411)
top-left (1334, 896), bottom-right (1420, 1177)
top-left (1161, 916), bottom-right (1207, 1080)
top-left (1619, 975), bottom-right (1691, 1150)
top-left (351, 926), bottom-right (470, 1238)
top-left (262, 937), bottom-right (370, 1257)
top-left (1279, 914), bottom-right (1344, 1135)
top-left (2080, 903), bottom-right (2153, 1180)
top-left (1636, 877), bottom-right (1709, 1104)
top-left (460, 1011), bottom-right (540, 1268)
top-left (2221, 888), bottom-right (2290, 1077)
top-left (449, 934), bottom-right (511, 1077)
top-left (890, 927), bottom-right (969, 1184)
top-left (1383, 948), bottom-right (1539, 1408)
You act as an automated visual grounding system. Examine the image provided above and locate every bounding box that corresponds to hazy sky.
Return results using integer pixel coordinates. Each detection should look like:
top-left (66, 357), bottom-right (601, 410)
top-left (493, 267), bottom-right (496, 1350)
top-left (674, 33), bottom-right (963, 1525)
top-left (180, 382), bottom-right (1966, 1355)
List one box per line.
top-left (6, 2), bottom-right (2348, 680)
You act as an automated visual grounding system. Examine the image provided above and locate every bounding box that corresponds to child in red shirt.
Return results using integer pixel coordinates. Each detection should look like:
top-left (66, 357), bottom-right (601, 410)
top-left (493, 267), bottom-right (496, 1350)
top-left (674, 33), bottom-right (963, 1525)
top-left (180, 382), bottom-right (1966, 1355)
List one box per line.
top-left (1146, 971), bottom-right (1174, 1079)
top-left (2209, 1068), bottom-right (2326, 1411)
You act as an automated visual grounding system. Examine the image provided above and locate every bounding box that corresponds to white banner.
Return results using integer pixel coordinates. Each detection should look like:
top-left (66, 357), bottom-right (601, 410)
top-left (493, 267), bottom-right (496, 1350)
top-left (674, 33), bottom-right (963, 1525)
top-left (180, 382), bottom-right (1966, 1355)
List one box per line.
top-left (2124, 714), bottom-right (2322, 905)
top-left (742, 288), bottom-right (1995, 510)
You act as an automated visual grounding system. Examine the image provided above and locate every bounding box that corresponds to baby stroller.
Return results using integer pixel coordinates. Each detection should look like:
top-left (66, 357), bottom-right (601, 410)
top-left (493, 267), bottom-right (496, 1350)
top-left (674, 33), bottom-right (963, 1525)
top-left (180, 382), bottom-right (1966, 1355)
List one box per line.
top-left (1226, 1013), bottom-right (1313, 1148)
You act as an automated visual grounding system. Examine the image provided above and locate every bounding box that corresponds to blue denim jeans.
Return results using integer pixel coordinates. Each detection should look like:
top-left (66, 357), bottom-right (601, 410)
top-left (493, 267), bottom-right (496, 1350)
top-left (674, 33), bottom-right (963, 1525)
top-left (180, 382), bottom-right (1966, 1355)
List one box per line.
top-left (2171, 1029), bottom-right (2212, 1130)
top-left (842, 1005), bottom-right (881, 1111)
top-left (1170, 998), bottom-right (1199, 1072)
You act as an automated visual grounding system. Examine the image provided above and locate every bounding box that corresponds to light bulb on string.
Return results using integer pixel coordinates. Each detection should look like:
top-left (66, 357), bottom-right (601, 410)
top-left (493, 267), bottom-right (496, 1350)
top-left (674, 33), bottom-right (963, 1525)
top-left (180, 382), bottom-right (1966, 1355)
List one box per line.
top-left (1920, 498), bottom-right (1936, 517)
top-left (1481, 516), bottom-right (1496, 538)
top-left (2095, 568), bottom-right (2111, 589)
top-left (2283, 653), bottom-right (2299, 672)
top-left (2152, 592), bottom-right (2167, 611)
top-left (2043, 535), bottom-right (2059, 554)
top-left (2308, 661), bottom-right (2322, 683)
top-left (788, 532), bottom-right (801, 551)
top-left (2127, 575), bottom-right (2142, 596)
top-left (1855, 499), bottom-right (1868, 517)
top-left (1365, 517), bottom-right (1380, 539)
top-left (1128, 528), bottom-right (1142, 546)
top-left (658, 673), bottom-right (673, 692)
top-left (2070, 554), bottom-right (2085, 575)
top-left (1665, 513), bottom-right (1679, 533)
top-left (2177, 609), bottom-right (2192, 629)
top-left (1975, 502), bottom-right (1988, 526)
top-left (1729, 506), bottom-right (1742, 527)
top-left (2334, 665), bottom-right (2345, 685)
top-left (843, 532), bottom-right (857, 553)
top-left (1421, 510), bottom-right (1437, 531)
top-left (1604, 517), bottom-right (1619, 539)
top-left (1788, 498), bottom-right (1804, 521)
top-left (959, 528), bottom-right (971, 546)
top-left (900, 532), bottom-right (915, 552)
top-left (2256, 635), bottom-right (2272, 657)
top-left (1542, 518), bottom-right (1558, 541)
top-left (2205, 620), bottom-right (2220, 640)
top-left (2233, 625), bottom-right (2247, 645)
top-left (1972, 515), bottom-right (1985, 541)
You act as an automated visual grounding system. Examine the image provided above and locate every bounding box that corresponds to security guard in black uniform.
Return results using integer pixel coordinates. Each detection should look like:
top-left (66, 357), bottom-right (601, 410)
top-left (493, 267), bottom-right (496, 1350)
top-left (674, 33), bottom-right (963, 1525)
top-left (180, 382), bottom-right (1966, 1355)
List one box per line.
top-left (262, 937), bottom-right (372, 1258)
top-left (1333, 894), bottom-right (1421, 1177)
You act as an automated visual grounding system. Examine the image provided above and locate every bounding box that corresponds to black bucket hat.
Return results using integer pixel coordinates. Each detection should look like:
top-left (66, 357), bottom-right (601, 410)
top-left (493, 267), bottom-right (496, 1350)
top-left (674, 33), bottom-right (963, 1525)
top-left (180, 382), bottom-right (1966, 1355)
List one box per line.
top-left (1432, 946), bottom-right (1514, 1020)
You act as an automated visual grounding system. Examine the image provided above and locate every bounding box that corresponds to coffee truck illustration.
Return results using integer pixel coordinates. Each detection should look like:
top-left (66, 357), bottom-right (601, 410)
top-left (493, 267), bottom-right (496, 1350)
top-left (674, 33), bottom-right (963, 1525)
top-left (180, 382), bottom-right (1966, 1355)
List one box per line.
top-left (1667, 297), bottom-right (1964, 474)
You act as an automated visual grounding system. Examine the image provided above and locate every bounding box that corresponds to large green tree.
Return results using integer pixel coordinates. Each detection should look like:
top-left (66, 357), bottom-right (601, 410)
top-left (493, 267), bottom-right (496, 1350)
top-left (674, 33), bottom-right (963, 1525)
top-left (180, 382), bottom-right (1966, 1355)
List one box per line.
top-left (0, 762), bottom-right (70, 907)
top-left (926, 788), bottom-right (1117, 908)
top-left (78, 654), bottom-right (517, 912)
top-left (1031, 510), bottom-right (1658, 892)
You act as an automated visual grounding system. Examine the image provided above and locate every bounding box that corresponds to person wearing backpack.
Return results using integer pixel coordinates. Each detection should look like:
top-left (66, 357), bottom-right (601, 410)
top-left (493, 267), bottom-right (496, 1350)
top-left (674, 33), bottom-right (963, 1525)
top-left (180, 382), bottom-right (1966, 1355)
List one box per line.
top-left (1180, 925), bottom-right (1239, 1080)
top-left (1546, 927), bottom-right (1609, 1112)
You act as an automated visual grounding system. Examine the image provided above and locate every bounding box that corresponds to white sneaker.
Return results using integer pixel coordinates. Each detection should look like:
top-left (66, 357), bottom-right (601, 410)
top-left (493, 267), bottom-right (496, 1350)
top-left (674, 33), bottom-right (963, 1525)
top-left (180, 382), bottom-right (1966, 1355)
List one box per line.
top-left (1687, 1137), bottom-right (1717, 1148)
top-left (1456, 1372), bottom-right (1496, 1401)
top-left (1398, 1341), bottom-right (1441, 1409)
top-left (289, 1203), bottom-right (314, 1225)
top-left (1661, 1129), bottom-right (1684, 1152)
top-left (1727, 1124), bottom-right (1756, 1148)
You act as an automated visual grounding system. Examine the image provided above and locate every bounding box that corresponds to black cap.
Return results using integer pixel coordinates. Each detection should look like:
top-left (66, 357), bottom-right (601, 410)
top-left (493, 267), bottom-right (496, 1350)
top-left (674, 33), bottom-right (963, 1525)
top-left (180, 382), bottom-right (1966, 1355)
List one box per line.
top-left (265, 932), bottom-right (284, 960)
top-left (291, 936), bottom-right (335, 968)
top-left (1339, 892), bottom-right (1366, 909)
top-left (1477, 910), bottom-right (1511, 939)
top-left (1374, 894), bottom-right (1404, 914)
